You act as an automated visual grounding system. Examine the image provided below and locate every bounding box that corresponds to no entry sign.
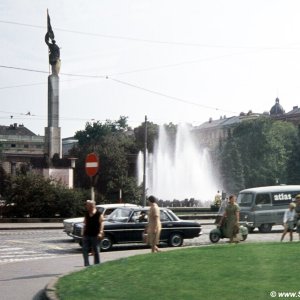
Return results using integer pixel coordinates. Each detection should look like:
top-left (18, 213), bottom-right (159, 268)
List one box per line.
top-left (85, 153), bottom-right (99, 177)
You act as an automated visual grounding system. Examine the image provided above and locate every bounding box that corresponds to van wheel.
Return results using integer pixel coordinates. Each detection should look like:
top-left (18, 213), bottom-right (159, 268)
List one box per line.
top-left (259, 223), bottom-right (272, 233)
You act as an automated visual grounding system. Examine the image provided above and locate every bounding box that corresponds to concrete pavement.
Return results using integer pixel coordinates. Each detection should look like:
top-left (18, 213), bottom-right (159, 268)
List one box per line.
top-left (0, 222), bottom-right (64, 230)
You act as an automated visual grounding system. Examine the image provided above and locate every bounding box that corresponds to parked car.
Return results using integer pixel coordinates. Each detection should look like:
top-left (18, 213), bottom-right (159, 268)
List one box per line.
top-left (71, 206), bottom-right (202, 251)
top-left (63, 203), bottom-right (138, 238)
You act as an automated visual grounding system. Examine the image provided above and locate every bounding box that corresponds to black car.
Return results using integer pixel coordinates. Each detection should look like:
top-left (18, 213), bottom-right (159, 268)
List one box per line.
top-left (71, 207), bottom-right (202, 251)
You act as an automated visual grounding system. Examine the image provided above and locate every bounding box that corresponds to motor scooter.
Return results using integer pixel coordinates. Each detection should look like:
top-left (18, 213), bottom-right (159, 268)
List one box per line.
top-left (209, 200), bottom-right (248, 243)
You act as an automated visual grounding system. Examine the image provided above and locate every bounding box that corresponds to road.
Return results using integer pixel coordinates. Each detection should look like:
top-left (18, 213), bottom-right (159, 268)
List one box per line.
top-left (0, 224), bottom-right (287, 300)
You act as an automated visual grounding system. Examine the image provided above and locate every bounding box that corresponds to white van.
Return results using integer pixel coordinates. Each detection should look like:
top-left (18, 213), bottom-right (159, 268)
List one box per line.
top-left (237, 185), bottom-right (300, 233)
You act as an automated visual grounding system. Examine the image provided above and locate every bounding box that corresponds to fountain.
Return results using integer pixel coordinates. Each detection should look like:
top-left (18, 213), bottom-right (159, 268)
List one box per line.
top-left (137, 123), bottom-right (220, 203)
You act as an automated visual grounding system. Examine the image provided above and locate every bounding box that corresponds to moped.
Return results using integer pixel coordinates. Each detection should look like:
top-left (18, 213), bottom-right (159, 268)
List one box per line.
top-left (209, 201), bottom-right (248, 243)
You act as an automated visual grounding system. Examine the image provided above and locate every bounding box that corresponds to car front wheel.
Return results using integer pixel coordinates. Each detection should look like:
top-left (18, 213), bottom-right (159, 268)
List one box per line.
top-left (168, 233), bottom-right (183, 247)
top-left (100, 236), bottom-right (113, 251)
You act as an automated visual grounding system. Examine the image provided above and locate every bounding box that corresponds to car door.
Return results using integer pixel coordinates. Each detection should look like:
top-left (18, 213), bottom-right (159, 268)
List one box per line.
top-left (160, 210), bottom-right (174, 241)
top-left (124, 211), bottom-right (147, 242)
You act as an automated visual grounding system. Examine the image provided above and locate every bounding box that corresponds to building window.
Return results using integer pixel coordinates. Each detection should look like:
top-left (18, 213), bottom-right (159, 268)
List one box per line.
top-left (11, 144), bottom-right (16, 148)
top-left (24, 144), bottom-right (29, 148)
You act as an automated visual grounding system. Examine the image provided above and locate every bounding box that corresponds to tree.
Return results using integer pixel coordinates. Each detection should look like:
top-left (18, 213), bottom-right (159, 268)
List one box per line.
top-left (6, 173), bottom-right (89, 218)
top-left (73, 117), bottom-right (141, 203)
top-left (219, 117), bottom-right (298, 191)
top-left (134, 121), bottom-right (159, 153)
top-left (220, 138), bottom-right (245, 194)
top-left (0, 166), bottom-right (10, 197)
top-left (286, 124), bottom-right (300, 184)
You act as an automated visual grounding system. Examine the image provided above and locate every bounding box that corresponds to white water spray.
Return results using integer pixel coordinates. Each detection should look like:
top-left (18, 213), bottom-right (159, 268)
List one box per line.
top-left (137, 124), bottom-right (219, 202)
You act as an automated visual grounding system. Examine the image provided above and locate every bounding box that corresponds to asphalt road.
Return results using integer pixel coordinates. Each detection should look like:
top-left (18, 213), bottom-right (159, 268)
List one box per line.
top-left (0, 224), bottom-right (290, 300)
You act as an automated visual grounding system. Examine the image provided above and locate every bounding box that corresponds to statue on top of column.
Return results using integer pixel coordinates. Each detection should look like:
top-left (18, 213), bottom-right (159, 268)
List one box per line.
top-left (45, 10), bottom-right (61, 75)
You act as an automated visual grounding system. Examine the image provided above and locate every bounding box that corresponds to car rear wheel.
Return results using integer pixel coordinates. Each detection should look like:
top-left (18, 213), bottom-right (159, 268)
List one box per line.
top-left (100, 236), bottom-right (113, 251)
top-left (168, 233), bottom-right (183, 247)
top-left (258, 223), bottom-right (272, 233)
top-left (209, 231), bottom-right (220, 243)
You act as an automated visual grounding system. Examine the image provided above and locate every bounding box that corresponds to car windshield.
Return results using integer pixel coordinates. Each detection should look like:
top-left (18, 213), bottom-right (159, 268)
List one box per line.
top-left (107, 208), bottom-right (132, 223)
top-left (237, 193), bottom-right (253, 207)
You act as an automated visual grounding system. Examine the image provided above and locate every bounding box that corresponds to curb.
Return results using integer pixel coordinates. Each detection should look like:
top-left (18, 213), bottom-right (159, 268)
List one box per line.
top-left (0, 226), bottom-right (63, 230)
top-left (44, 276), bottom-right (60, 300)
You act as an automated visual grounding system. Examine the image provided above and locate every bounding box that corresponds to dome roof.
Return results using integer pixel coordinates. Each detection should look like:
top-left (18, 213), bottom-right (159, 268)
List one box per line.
top-left (270, 98), bottom-right (285, 115)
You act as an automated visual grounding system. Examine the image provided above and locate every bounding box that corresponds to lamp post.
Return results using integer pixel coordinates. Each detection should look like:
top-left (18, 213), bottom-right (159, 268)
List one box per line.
top-left (0, 195), bottom-right (6, 219)
top-left (68, 157), bottom-right (77, 188)
top-left (142, 115), bottom-right (147, 207)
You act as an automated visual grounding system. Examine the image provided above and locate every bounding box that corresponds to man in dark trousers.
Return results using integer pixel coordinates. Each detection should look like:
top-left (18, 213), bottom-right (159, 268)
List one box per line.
top-left (82, 200), bottom-right (104, 266)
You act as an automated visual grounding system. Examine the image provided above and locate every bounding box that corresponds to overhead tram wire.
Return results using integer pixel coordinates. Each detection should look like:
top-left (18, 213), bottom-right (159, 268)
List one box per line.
top-left (1, 19), bottom-right (300, 50)
top-left (108, 77), bottom-right (237, 115)
top-left (0, 64), bottom-right (237, 115)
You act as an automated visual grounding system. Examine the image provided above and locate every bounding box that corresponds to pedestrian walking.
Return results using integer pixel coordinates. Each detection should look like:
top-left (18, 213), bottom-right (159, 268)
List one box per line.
top-left (295, 195), bottom-right (300, 240)
top-left (147, 195), bottom-right (161, 253)
top-left (82, 200), bottom-right (104, 266)
top-left (280, 202), bottom-right (296, 242)
top-left (218, 194), bottom-right (240, 243)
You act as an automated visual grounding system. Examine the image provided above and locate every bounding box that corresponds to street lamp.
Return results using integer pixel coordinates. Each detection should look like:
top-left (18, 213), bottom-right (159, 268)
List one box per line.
top-left (68, 157), bottom-right (77, 188)
top-left (0, 194), bottom-right (6, 219)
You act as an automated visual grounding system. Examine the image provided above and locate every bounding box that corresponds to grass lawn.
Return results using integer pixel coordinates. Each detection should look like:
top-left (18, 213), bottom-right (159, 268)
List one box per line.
top-left (56, 242), bottom-right (299, 300)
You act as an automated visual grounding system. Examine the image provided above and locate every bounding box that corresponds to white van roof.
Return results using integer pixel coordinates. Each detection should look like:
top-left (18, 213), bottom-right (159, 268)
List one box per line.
top-left (239, 185), bottom-right (300, 193)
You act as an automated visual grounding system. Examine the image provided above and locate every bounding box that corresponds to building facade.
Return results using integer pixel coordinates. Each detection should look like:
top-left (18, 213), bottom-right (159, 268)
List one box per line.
top-left (0, 123), bottom-right (45, 174)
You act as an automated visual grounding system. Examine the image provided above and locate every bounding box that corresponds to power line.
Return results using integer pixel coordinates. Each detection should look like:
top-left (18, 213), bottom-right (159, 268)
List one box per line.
top-left (0, 64), bottom-right (237, 114)
top-left (108, 77), bottom-right (237, 114)
top-left (1, 19), bottom-right (300, 50)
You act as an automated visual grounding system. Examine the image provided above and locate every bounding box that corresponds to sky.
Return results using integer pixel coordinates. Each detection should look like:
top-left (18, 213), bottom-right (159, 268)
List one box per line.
top-left (1, 0), bottom-right (300, 138)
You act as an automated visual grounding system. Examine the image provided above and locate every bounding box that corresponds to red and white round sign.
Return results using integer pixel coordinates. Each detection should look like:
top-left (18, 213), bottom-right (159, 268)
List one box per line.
top-left (85, 153), bottom-right (99, 177)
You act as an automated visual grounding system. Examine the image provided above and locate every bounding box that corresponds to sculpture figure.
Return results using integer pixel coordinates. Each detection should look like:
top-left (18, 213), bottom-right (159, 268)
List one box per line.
top-left (45, 10), bottom-right (61, 75)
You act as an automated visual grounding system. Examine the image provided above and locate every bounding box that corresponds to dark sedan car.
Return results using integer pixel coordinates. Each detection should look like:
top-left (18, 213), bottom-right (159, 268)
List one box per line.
top-left (71, 207), bottom-right (202, 251)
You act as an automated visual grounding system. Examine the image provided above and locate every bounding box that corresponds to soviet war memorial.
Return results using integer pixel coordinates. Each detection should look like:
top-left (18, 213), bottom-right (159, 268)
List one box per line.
top-left (1, 1), bottom-right (300, 300)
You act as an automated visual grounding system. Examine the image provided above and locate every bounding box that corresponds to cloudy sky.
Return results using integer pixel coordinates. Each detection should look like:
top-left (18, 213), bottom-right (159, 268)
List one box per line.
top-left (1, 0), bottom-right (300, 138)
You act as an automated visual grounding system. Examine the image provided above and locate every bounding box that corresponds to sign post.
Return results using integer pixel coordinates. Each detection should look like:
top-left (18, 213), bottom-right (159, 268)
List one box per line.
top-left (85, 153), bottom-right (99, 201)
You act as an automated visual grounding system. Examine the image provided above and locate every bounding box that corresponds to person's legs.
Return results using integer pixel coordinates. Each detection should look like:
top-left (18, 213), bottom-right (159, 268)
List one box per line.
top-left (281, 226), bottom-right (288, 241)
top-left (91, 236), bottom-right (100, 264)
top-left (148, 233), bottom-right (156, 252)
top-left (289, 231), bottom-right (293, 242)
top-left (82, 236), bottom-right (91, 266)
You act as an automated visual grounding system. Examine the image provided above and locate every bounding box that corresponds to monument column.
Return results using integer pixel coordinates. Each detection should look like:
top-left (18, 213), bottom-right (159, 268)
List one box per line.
top-left (44, 10), bottom-right (61, 161)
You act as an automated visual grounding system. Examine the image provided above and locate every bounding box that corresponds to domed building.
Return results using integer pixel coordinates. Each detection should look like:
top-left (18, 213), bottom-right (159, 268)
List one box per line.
top-left (270, 97), bottom-right (285, 115)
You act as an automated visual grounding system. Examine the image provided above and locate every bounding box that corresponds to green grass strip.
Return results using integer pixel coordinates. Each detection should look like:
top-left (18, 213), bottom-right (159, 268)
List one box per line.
top-left (56, 242), bottom-right (300, 300)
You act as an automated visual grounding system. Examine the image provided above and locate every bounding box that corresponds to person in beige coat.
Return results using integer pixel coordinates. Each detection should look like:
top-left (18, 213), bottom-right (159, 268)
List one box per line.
top-left (147, 195), bottom-right (161, 253)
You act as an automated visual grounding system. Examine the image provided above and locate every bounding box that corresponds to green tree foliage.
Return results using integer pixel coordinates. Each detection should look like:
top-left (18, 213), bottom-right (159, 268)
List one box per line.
top-left (219, 117), bottom-right (298, 192)
top-left (6, 174), bottom-right (88, 218)
top-left (0, 166), bottom-right (11, 198)
top-left (286, 124), bottom-right (300, 184)
top-left (73, 117), bottom-right (141, 203)
top-left (220, 138), bottom-right (245, 194)
top-left (134, 121), bottom-right (159, 153)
